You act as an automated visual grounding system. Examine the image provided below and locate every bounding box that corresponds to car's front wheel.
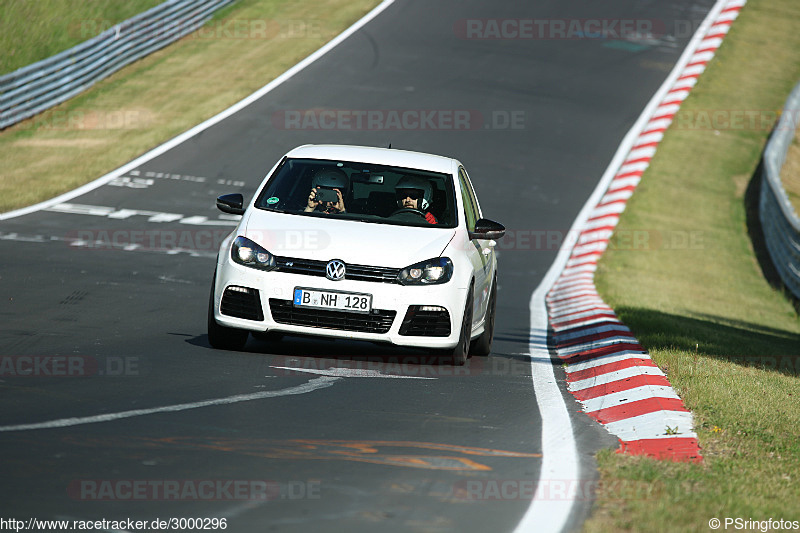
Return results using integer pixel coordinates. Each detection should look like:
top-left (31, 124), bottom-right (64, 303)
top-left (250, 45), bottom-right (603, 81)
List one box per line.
top-left (443, 290), bottom-right (473, 366)
top-left (470, 275), bottom-right (497, 356)
top-left (207, 271), bottom-right (249, 351)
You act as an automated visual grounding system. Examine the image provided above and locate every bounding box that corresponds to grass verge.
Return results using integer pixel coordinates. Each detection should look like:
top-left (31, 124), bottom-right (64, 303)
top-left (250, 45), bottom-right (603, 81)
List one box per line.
top-left (0, 0), bottom-right (380, 213)
top-left (588, 0), bottom-right (800, 531)
top-left (0, 0), bottom-right (164, 75)
top-left (781, 122), bottom-right (800, 214)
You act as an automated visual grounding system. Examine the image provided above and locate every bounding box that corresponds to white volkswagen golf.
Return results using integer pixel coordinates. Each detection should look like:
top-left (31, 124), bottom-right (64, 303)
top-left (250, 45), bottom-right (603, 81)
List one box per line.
top-left (208, 144), bottom-right (505, 364)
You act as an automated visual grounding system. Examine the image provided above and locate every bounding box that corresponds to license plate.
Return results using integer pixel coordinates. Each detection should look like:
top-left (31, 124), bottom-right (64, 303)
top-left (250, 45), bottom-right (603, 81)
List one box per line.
top-left (293, 287), bottom-right (372, 314)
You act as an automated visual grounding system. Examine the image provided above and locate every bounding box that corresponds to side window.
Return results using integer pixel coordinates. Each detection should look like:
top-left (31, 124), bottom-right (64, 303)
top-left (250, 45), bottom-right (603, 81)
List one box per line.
top-left (458, 167), bottom-right (479, 232)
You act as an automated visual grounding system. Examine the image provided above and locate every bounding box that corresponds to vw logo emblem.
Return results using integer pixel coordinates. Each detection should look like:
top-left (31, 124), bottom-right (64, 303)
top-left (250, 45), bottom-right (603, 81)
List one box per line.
top-left (326, 259), bottom-right (346, 281)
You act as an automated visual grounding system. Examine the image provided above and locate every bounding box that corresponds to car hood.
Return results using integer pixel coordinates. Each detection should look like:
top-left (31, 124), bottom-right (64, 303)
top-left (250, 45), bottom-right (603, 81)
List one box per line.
top-left (242, 210), bottom-right (456, 267)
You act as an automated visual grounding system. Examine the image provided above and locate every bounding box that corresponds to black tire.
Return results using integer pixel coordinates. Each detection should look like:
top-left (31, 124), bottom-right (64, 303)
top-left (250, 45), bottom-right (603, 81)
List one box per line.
top-left (470, 275), bottom-right (497, 356)
top-left (444, 289), bottom-right (473, 366)
top-left (207, 271), bottom-right (249, 351)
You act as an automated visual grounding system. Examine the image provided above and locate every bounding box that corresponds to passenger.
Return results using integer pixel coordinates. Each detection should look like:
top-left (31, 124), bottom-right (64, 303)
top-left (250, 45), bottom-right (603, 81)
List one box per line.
top-left (304, 168), bottom-right (348, 214)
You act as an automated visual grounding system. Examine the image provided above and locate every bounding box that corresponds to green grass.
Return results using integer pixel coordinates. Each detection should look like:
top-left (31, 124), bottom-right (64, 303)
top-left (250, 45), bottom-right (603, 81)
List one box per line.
top-left (0, 0), bottom-right (381, 213)
top-left (781, 123), bottom-right (800, 215)
top-left (588, 0), bottom-right (800, 530)
top-left (0, 0), bottom-right (165, 75)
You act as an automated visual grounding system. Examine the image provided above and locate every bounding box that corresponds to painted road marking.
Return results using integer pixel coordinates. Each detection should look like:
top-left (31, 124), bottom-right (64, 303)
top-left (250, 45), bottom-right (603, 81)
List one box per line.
top-left (45, 202), bottom-right (239, 226)
top-left (270, 366), bottom-right (436, 379)
top-left (0, 0), bottom-right (398, 222)
top-left (0, 377), bottom-right (339, 432)
top-left (581, 385), bottom-right (681, 413)
top-left (567, 365), bottom-right (666, 391)
top-left (516, 250), bottom-right (579, 533)
top-left (565, 351), bottom-right (651, 372)
top-left (544, 0), bottom-right (745, 468)
top-left (603, 410), bottom-right (697, 441)
top-left (115, 170), bottom-right (247, 188)
top-left (0, 231), bottom-right (217, 258)
top-left (109, 176), bottom-right (155, 189)
top-left (518, 0), bottom-right (744, 529)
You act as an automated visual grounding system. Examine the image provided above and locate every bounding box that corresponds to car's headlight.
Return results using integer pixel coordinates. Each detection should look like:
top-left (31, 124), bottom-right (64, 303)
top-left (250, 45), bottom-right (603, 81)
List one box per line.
top-left (231, 236), bottom-right (276, 270)
top-left (398, 257), bottom-right (453, 285)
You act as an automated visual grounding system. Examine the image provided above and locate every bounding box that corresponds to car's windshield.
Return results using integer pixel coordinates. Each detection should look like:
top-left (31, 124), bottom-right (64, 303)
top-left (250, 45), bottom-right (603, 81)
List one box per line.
top-left (254, 158), bottom-right (457, 228)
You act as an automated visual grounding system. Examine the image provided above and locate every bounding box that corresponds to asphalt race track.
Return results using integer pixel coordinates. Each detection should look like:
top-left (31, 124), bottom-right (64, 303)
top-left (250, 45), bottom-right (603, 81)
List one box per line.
top-left (0, 0), bottom-right (714, 531)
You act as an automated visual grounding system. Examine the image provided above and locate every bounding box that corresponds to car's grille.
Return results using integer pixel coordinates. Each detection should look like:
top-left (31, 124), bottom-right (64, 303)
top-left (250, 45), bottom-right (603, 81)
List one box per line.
top-left (269, 299), bottom-right (395, 334)
top-left (221, 286), bottom-right (264, 321)
top-left (274, 256), bottom-right (401, 284)
top-left (399, 306), bottom-right (451, 337)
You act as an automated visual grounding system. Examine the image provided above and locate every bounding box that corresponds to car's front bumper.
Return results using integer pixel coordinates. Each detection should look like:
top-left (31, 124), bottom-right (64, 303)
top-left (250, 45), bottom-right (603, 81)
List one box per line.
top-left (213, 259), bottom-right (468, 349)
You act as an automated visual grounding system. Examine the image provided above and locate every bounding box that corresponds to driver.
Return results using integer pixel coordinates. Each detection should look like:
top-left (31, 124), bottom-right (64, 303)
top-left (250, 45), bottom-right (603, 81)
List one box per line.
top-left (395, 176), bottom-right (437, 224)
top-left (304, 168), bottom-right (348, 214)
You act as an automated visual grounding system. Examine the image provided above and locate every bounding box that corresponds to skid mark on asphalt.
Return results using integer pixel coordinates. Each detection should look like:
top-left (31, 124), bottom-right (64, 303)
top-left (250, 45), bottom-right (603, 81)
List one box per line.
top-left (64, 436), bottom-right (542, 471)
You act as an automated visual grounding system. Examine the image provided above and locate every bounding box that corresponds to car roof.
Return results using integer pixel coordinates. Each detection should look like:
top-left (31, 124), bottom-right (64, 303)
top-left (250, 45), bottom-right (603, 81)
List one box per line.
top-left (285, 144), bottom-right (460, 175)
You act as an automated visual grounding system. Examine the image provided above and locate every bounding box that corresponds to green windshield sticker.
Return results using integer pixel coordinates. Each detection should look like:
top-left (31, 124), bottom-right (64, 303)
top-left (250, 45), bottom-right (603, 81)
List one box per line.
top-left (266, 197), bottom-right (279, 204)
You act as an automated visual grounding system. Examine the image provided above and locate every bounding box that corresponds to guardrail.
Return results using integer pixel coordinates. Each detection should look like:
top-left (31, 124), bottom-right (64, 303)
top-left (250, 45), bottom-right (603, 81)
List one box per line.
top-left (0, 0), bottom-right (234, 130)
top-left (759, 80), bottom-right (800, 300)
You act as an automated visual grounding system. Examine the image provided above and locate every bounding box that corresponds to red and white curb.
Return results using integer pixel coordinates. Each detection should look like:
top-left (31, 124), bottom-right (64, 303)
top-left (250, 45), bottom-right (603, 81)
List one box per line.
top-left (546, 0), bottom-right (745, 463)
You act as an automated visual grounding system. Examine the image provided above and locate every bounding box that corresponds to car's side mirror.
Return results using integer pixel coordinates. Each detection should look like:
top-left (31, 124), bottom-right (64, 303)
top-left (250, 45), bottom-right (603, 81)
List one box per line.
top-left (469, 218), bottom-right (506, 240)
top-left (216, 193), bottom-right (245, 215)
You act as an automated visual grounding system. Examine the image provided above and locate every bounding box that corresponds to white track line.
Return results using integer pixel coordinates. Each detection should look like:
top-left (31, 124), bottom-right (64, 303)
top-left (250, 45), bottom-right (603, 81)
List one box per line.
top-left (517, 0), bottom-right (738, 530)
top-left (0, 0), bottom-right (397, 221)
top-left (0, 377), bottom-right (339, 432)
top-left (515, 270), bottom-right (579, 533)
top-left (270, 366), bottom-right (436, 379)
